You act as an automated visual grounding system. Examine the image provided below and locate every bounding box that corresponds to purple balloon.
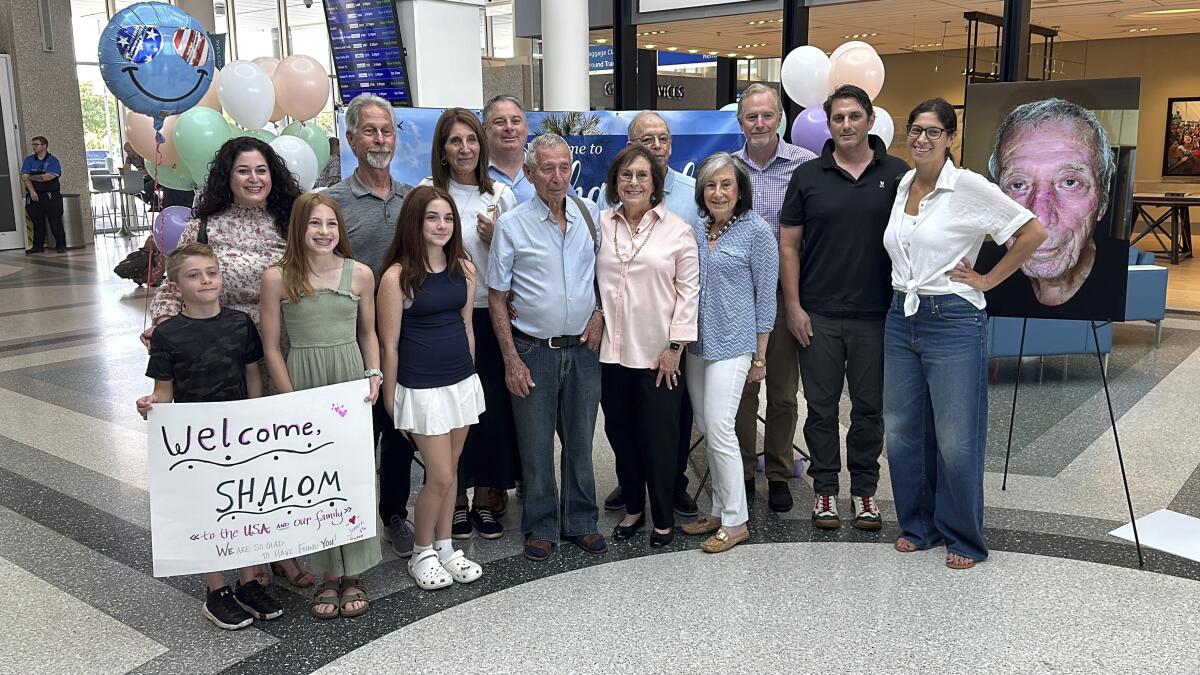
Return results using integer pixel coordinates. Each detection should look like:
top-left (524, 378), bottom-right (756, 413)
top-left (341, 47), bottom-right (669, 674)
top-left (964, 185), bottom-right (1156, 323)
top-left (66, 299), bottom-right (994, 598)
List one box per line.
top-left (153, 206), bottom-right (192, 255)
top-left (791, 108), bottom-right (832, 155)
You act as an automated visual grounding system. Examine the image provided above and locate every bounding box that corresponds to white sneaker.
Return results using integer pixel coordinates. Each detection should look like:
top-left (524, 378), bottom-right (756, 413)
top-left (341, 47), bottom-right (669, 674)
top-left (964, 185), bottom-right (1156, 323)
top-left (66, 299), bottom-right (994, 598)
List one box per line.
top-left (852, 495), bottom-right (882, 531)
top-left (812, 494), bottom-right (840, 529)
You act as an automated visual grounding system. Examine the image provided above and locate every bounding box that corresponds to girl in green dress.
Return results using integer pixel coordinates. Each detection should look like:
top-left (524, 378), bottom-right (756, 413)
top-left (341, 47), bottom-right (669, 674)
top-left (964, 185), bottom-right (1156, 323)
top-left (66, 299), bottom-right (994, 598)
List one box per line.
top-left (260, 192), bottom-right (383, 619)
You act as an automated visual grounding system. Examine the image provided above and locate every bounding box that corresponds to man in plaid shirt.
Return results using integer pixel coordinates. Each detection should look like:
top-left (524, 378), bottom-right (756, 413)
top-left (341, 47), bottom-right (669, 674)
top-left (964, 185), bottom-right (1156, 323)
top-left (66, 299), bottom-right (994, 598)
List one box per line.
top-left (732, 84), bottom-right (817, 513)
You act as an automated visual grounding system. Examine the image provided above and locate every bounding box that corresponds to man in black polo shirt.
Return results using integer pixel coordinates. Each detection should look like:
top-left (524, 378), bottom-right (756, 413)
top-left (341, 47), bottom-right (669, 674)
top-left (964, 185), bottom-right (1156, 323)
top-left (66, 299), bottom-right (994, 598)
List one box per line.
top-left (779, 85), bottom-right (909, 531)
top-left (20, 136), bottom-right (66, 254)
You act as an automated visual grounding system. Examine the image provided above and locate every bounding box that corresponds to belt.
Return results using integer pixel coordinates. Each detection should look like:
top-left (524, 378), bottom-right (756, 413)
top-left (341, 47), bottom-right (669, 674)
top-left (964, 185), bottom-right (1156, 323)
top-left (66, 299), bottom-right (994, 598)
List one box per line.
top-left (512, 327), bottom-right (583, 349)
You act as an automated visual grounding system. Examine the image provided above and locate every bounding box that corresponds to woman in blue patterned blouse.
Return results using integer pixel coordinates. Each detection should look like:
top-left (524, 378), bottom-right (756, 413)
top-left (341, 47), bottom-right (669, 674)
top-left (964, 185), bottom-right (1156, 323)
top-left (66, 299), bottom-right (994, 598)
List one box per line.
top-left (679, 152), bottom-right (779, 554)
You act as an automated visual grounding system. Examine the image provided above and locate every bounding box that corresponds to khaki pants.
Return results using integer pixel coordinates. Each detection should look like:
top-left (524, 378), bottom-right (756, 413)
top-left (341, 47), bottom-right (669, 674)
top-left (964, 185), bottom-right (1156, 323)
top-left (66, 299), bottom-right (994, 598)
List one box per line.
top-left (735, 292), bottom-right (800, 481)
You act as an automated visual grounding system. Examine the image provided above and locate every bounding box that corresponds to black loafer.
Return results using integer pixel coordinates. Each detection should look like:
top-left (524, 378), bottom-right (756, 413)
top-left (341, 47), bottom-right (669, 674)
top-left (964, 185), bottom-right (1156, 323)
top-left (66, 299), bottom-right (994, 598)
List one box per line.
top-left (768, 480), bottom-right (794, 513)
top-left (673, 489), bottom-right (699, 518)
top-left (611, 513), bottom-right (645, 541)
top-left (649, 529), bottom-right (674, 548)
top-left (745, 478), bottom-right (755, 505)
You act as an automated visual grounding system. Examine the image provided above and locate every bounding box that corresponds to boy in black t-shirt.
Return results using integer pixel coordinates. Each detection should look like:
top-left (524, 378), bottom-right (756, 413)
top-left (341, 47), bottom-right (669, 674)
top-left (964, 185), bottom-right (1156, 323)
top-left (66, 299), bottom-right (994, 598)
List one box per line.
top-left (136, 243), bottom-right (284, 630)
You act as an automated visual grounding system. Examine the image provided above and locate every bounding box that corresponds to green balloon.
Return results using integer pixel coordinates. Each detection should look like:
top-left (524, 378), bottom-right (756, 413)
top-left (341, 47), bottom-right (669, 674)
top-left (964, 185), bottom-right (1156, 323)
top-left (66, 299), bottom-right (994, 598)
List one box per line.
top-left (295, 122), bottom-right (331, 172)
top-left (239, 128), bottom-right (277, 144)
top-left (173, 107), bottom-right (232, 189)
top-left (145, 158), bottom-right (196, 191)
top-left (280, 121), bottom-right (304, 138)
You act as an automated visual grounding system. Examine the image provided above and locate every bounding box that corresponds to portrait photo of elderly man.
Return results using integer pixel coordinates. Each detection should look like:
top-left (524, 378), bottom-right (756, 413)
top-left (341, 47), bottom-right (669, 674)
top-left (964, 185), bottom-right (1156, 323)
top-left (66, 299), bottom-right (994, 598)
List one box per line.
top-left (987, 98), bottom-right (1117, 308)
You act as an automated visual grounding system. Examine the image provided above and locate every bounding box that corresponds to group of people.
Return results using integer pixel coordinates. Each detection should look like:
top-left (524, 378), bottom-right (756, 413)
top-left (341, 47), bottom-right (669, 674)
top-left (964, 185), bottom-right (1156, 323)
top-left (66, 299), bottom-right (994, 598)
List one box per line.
top-left (134, 83), bottom-right (1050, 630)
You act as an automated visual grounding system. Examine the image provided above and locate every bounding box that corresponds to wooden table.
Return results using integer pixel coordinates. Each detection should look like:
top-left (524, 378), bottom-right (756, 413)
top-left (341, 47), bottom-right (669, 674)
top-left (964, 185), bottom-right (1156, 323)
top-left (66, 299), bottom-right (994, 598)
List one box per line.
top-left (1132, 193), bottom-right (1197, 265)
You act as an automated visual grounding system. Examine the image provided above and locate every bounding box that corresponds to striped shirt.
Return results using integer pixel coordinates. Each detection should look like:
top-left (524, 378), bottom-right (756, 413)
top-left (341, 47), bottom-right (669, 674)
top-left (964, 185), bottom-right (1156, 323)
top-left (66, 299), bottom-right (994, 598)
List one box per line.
top-left (733, 139), bottom-right (817, 240)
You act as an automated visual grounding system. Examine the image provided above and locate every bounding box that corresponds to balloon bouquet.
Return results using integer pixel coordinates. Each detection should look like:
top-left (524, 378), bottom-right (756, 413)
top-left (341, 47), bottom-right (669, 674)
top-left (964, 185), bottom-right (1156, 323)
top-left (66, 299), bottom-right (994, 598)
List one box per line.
top-left (101, 2), bottom-right (332, 262)
top-left (772, 41), bottom-right (893, 155)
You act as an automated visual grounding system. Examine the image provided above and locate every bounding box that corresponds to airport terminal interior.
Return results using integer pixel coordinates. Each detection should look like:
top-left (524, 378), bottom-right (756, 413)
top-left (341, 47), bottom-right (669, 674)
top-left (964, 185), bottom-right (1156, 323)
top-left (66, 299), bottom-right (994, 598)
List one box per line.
top-left (2, 0), bottom-right (1200, 673)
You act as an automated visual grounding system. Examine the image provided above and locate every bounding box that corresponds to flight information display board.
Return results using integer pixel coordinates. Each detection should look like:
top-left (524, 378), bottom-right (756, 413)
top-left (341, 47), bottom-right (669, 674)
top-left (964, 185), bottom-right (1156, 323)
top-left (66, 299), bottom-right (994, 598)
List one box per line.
top-left (323, 0), bottom-right (412, 106)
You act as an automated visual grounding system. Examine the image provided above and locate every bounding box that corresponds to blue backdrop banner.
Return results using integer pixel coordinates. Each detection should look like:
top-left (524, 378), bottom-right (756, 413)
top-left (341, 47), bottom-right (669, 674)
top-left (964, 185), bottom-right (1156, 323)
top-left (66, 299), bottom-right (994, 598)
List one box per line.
top-left (336, 108), bottom-right (743, 204)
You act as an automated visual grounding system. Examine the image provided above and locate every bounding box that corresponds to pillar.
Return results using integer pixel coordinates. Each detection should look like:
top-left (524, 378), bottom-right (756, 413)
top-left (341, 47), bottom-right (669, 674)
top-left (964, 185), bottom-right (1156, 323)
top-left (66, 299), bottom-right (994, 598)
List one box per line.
top-left (541, 0), bottom-right (590, 111)
top-left (999, 0), bottom-right (1032, 82)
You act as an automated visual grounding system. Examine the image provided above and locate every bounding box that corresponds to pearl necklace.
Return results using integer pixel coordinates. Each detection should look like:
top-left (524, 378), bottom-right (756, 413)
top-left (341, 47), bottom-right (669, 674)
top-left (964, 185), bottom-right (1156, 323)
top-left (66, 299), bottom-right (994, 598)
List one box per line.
top-left (612, 216), bottom-right (657, 265)
top-left (706, 216), bottom-right (735, 242)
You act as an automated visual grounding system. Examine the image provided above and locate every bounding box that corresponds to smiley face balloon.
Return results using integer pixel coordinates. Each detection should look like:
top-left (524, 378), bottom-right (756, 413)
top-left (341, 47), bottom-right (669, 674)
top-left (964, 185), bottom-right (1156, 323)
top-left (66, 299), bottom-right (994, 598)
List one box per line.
top-left (99, 2), bottom-right (214, 131)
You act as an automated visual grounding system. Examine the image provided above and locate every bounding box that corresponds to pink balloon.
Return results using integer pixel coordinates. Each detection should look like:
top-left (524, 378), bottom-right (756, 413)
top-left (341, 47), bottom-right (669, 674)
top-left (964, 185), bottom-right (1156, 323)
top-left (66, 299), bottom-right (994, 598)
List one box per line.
top-left (253, 57), bottom-right (287, 122)
top-left (153, 206), bottom-right (192, 255)
top-left (828, 46), bottom-right (885, 100)
top-left (197, 68), bottom-right (222, 112)
top-left (273, 55), bottom-right (329, 122)
top-left (125, 113), bottom-right (179, 166)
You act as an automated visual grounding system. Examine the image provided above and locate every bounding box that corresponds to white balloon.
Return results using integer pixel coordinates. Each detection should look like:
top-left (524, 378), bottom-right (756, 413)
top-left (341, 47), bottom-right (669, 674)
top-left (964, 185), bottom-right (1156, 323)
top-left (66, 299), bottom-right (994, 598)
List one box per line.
top-left (218, 60), bottom-right (276, 131)
top-left (831, 40), bottom-right (878, 63)
top-left (781, 45), bottom-right (831, 110)
top-left (870, 106), bottom-right (895, 148)
top-left (269, 135), bottom-right (319, 191)
top-left (719, 102), bottom-right (738, 112)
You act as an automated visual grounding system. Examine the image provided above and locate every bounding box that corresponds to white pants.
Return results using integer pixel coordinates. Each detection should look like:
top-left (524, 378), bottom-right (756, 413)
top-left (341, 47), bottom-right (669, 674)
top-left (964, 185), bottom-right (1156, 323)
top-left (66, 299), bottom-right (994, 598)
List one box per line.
top-left (686, 353), bottom-right (751, 528)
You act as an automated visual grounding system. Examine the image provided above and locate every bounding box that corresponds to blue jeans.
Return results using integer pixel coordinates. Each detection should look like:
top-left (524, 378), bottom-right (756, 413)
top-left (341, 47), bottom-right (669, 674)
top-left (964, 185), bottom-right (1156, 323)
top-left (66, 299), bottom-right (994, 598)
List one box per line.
top-left (883, 292), bottom-right (989, 562)
top-left (509, 336), bottom-right (601, 542)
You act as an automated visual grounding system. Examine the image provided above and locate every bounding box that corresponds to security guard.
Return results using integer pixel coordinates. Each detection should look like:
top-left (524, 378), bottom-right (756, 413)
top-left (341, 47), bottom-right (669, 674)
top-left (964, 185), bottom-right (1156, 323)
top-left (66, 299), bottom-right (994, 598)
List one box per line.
top-left (21, 135), bottom-right (66, 254)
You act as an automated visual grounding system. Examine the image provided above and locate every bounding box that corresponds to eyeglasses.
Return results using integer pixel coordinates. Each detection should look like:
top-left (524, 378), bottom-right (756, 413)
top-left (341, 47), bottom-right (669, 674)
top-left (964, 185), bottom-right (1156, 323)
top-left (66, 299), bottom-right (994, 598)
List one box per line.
top-left (30, 142), bottom-right (46, 146)
top-left (636, 134), bottom-right (671, 147)
top-left (617, 170), bottom-right (652, 184)
top-left (906, 124), bottom-right (947, 140)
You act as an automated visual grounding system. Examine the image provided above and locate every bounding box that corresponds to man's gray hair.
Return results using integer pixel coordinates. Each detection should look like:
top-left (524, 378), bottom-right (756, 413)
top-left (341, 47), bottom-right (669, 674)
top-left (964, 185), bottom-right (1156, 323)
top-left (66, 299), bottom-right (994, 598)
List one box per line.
top-left (525, 133), bottom-right (571, 171)
top-left (988, 98), bottom-right (1116, 204)
top-left (737, 83), bottom-right (782, 120)
top-left (626, 111), bottom-right (669, 139)
top-left (483, 95), bottom-right (526, 122)
top-left (345, 94), bottom-right (393, 135)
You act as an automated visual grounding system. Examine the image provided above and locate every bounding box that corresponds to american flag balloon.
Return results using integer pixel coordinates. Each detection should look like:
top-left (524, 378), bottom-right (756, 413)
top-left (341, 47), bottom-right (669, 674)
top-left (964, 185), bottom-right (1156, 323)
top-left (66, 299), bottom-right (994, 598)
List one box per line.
top-left (115, 25), bottom-right (163, 64)
top-left (172, 28), bottom-right (209, 68)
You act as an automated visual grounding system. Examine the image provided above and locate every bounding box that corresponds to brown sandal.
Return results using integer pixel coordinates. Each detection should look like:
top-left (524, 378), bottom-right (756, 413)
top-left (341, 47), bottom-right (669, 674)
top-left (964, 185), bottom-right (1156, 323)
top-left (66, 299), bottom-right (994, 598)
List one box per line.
top-left (310, 581), bottom-right (339, 620)
top-left (339, 577), bottom-right (369, 618)
top-left (894, 537), bottom-right (918, 553)
top-left (272, 562), bottom-right (316, 588)
top-left (945, 553), bottom-right (976, 570)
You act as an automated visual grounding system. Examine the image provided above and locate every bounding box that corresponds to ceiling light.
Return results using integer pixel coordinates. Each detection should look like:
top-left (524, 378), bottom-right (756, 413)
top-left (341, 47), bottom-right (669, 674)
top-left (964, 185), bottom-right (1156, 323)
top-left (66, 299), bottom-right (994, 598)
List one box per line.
top-left (666, 46), bottom-right (677, 51)
top-left (707, 50), bottom-right (719, 55)
top-left (688, 48), bottom-right (698, 53)
top-left (744, 54), bottom-right (755, 59)
top-left (595, 38), bottom-right (607, 44)
top-left (842, 32), bottom-right (878, 39)
top-left (727, 53), bottom-right (738, 57)
top-left (1126, 27), bottom-right (1158, 32)
top-left (645, 44), bottom-right (656, 48)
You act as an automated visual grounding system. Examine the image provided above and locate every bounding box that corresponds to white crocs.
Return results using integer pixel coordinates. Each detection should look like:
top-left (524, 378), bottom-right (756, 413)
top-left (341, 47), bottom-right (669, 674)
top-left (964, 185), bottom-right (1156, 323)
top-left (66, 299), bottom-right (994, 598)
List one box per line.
top-left (408, 549), bottom-right (452, 590)
top-left (440, 549), bottom-right (483, 583)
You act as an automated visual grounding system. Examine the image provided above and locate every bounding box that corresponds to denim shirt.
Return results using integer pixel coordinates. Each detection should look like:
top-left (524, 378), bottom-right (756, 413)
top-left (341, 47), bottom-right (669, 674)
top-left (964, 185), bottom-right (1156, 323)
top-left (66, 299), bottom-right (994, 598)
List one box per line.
top-left (689, 210), bottom-right (779, 361)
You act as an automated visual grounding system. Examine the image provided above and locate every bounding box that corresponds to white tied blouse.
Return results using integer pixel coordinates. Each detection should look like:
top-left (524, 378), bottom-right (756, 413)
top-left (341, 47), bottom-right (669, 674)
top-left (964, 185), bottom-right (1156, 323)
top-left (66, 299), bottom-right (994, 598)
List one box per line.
top-left (884, 160), bottom-right (1035, 316)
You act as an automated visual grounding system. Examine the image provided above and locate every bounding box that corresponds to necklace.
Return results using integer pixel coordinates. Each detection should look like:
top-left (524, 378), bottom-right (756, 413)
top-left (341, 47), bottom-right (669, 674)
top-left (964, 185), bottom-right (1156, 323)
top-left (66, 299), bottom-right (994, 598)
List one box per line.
top-left (612, 216), bottom-right (657, 264)
top-left (706, 216), bottom-right (735, 242)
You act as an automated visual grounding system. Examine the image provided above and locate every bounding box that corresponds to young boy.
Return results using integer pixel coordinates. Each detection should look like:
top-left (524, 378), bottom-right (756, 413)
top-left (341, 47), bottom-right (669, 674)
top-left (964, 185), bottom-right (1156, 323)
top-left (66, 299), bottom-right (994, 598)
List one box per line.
top-left (136, 242), bottom-right (284, 630)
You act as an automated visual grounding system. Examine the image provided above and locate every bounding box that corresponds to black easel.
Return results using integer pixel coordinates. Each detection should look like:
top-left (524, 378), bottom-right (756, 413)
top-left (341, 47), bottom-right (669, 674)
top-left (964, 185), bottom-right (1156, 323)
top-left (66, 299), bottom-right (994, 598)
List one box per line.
top-left (999, 318), bottom-right (1144, 567)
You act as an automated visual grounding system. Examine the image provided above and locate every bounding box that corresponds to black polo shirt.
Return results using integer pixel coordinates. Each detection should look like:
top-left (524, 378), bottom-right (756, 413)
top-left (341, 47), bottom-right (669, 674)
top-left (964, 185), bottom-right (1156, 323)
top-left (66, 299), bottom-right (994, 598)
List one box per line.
top-left (779, 136), bottom-right (909, 318)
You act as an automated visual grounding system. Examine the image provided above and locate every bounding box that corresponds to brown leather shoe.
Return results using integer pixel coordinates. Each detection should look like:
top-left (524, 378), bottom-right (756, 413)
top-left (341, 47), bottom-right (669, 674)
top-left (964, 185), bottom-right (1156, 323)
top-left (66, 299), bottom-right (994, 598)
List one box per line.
top-left (563, 532), bottom-right (608, 555)
top-left (524, 539), bottom-right (554, 561)
top-left (680, 516), bottom-right (721, 536)
top-left (701, 528), bottom-right (749, 553)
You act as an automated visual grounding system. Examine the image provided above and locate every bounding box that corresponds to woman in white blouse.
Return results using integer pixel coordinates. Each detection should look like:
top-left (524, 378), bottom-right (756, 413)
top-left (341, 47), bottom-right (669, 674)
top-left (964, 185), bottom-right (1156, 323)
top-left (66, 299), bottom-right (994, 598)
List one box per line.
top-left (883, 98), bottom-right (1046, 570)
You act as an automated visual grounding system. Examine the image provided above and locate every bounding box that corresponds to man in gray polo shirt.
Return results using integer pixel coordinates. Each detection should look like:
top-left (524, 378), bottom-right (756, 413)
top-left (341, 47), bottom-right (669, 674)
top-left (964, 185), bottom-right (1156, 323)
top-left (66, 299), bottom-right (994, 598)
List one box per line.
top-left (326, 93), bottom-right (416, 556)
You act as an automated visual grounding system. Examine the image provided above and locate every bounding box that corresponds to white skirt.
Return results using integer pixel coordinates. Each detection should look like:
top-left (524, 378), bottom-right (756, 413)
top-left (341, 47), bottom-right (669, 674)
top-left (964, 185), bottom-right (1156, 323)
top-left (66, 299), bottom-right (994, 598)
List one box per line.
top-left (393, 374), bottom-right (486, 436)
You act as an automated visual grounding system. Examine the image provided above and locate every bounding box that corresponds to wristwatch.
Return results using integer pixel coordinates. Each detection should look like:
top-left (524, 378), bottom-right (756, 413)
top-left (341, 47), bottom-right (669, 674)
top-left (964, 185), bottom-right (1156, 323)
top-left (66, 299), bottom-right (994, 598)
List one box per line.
top-left (751, 357), bottom-right (765, 368)
top-left (668, 341), bottom-right (682, 353)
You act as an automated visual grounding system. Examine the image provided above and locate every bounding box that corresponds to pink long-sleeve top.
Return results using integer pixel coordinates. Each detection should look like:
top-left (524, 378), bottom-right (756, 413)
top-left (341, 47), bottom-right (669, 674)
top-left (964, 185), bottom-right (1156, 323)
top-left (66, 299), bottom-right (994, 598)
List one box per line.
top-left (597, 203), bottom-right (699, 369)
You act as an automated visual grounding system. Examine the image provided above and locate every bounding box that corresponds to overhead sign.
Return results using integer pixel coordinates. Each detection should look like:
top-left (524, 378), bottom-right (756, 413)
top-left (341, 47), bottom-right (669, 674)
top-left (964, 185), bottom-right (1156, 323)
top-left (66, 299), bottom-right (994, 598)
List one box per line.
top-left (324, 0), bottom-right (412, 106)
top-left (639, 0), bottom-right (754, 11)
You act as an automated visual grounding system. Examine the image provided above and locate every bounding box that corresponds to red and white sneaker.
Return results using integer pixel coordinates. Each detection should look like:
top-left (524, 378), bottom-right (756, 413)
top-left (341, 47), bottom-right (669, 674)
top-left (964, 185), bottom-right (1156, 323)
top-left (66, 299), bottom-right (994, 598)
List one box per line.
top-left (812, 494), bottom-right (840, 529)
top-left (851, 495), bottom-right (882, 531)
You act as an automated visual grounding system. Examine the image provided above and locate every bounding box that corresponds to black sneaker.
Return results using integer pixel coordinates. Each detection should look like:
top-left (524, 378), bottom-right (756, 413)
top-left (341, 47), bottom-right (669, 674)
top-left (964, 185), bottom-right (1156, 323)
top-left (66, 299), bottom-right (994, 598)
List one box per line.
top-left (673, 489), bottom-right (699, 518)
top-left (745, 478), bottom-right (755, 505)
top-left (203, 585), bottom-right (254, 630)
top-left (603, 486), bottom-right (624, 511)
top-left (234, 580), bottom-right (283, 620)
top-left (24, 247), bottom-right (44, 255)
top-left (452, 503), bottom-right (473, 539)
top-left (470, 505), bottom-right (504, 539)
top-left (768, 480), bottom-right (794, 512)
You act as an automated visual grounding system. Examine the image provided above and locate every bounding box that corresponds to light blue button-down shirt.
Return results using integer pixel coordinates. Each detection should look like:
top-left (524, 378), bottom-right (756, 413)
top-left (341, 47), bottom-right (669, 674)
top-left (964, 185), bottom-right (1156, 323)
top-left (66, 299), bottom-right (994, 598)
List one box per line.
top-left (488, 161), bottom-right (535, 203)
top-left (486, 193), bottom-right (601, 339)
top-left (598, 167), bottom-right (701, 227)
top-left (689, 210), bottom-right (779, 361)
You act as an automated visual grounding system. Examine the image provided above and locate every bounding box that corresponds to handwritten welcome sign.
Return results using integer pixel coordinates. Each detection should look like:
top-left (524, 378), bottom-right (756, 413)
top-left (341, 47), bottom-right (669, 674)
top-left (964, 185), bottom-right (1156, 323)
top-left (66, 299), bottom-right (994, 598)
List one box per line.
top-left (147, 380), bottom-right (377, 577)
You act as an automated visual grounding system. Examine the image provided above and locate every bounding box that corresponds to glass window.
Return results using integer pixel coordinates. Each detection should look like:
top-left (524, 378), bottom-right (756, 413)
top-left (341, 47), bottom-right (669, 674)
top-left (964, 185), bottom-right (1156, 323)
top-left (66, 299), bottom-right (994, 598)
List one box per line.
top-left (234, 0), bottom-right (283, 61)
top-left (77, 64), bottom-right (121, 162)
top-left (71, 0), bottom-right (108, 65)
top-left (285, 0), bottom-right (335, 132)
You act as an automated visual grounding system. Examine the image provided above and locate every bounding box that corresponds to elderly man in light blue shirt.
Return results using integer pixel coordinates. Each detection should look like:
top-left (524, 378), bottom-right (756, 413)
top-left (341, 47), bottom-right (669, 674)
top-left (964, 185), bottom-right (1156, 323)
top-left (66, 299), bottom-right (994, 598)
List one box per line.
top-left (596, 110), bottom-right (703, 519)
top-left (487, 133), bottom-right (606, 562)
